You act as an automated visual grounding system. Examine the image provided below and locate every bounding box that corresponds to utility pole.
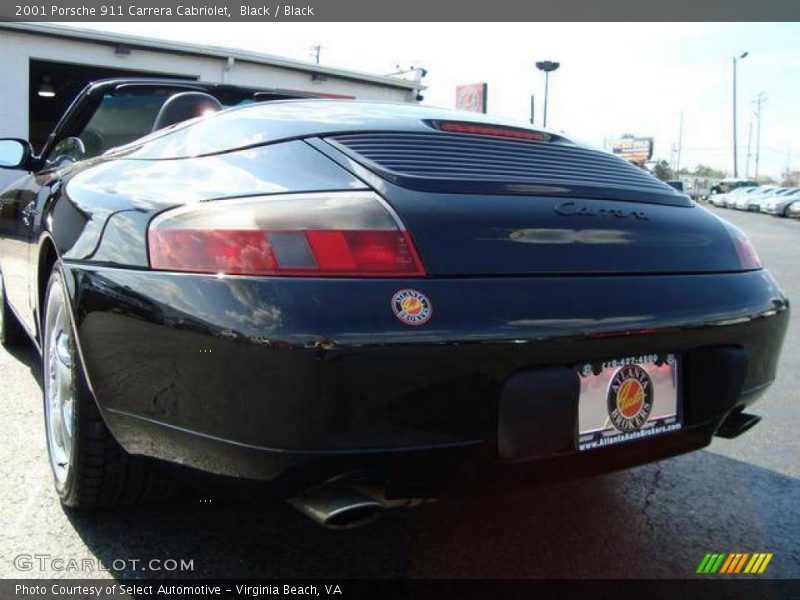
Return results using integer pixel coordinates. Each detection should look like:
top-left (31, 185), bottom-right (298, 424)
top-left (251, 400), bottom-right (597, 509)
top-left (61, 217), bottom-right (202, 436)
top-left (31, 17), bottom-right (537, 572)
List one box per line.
top-left (745, 120), bottom-right (753, 178)
top-left (732, 51), bottom-right (749, 177)
top-left (310, 45), bottom-right (322, 64)
top-left (753, 92), bottom-right (766, 180)
top-left (671, 143), bottom-right (677, 174)
top-left (675, 110), bottom-right (684, 175)
top-left (529, 95), bottom-right (535, 125)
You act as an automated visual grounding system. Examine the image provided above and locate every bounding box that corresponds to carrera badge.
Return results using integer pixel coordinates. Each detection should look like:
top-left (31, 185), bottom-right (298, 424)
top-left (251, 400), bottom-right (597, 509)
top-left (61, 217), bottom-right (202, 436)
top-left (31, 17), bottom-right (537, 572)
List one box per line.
top-left (607, 364), bottom-right (654, 432)
top-left (391, 289), bottom-right (432, 326)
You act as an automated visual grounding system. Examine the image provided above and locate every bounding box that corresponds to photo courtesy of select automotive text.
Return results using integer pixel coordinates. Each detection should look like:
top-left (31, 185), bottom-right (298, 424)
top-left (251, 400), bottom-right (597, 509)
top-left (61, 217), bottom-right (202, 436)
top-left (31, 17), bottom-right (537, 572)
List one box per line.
top-left (0, 1), bottom-right (798, 598)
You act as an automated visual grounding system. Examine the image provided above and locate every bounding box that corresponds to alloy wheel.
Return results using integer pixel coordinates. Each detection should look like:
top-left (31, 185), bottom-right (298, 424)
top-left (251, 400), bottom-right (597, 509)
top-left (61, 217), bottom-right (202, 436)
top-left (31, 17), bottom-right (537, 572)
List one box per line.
top-left (0, 276), bottom-right (5, 334)
top-left (43, 277), bottom-right (75, 489)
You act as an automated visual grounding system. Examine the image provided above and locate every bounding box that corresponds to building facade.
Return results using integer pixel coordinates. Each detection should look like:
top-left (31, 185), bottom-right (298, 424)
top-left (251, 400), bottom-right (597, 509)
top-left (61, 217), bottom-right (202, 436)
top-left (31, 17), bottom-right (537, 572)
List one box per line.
top-left (0, 22), bottom-right (423, 188)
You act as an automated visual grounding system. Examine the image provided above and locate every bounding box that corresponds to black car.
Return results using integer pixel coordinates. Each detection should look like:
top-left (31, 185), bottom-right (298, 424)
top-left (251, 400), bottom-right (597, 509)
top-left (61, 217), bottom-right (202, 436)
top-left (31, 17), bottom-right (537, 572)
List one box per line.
top-left (0, 79), bottom-right (789, 529)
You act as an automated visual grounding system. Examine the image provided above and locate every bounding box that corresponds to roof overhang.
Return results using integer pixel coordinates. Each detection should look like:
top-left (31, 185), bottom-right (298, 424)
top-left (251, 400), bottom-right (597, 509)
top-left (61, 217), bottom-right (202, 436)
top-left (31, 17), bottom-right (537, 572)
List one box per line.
top-left (0, 22), bottom-right (425, 92)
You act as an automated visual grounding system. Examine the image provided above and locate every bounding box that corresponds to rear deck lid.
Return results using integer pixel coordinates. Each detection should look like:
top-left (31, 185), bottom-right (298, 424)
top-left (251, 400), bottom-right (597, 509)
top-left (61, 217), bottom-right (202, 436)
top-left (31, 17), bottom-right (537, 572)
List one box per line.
top-left (323, 131), bottom-right (744, 275)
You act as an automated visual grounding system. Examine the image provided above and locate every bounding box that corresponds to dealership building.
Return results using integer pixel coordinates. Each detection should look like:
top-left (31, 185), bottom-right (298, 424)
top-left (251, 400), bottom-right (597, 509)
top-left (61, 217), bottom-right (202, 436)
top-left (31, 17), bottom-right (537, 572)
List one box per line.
top-left (0, 22), bottom-right (423, 187)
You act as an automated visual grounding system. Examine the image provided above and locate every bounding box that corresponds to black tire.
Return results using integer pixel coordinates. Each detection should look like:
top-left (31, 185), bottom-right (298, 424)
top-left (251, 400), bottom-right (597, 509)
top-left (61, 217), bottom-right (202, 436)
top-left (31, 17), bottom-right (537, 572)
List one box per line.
top-left (0, 270), bottom-right (27, 346)
top-left (43, 263), bottom-right (172, 509)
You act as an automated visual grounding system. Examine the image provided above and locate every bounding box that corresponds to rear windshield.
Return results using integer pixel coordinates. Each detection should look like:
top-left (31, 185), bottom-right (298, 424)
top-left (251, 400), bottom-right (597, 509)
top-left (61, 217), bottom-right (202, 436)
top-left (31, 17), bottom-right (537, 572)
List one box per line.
top-left (75, 89), bottom-right (255, 159)
top-left (79, 93), bottom-right (169, 156)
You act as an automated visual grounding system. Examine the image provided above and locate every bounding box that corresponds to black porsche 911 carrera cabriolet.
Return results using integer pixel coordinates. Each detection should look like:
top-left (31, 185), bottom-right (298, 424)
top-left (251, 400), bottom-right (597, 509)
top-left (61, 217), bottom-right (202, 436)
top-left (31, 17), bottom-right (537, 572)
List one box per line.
top-left (0, 79), bottom-right (789, 528)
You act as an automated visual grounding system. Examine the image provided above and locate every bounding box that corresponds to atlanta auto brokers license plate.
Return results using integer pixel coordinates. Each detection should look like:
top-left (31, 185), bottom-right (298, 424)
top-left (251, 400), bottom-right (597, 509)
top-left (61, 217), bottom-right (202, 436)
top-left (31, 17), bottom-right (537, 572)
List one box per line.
top-left (578, 354), bottom-right (681, 452)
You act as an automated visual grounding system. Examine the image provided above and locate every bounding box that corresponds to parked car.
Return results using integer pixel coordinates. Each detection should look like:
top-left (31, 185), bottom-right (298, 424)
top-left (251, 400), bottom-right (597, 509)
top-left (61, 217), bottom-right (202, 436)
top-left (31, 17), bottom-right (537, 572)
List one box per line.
top-left (746, 186), bottom-right (782, 212)
top-left (760, 188), bottom-right (800, 217)
top-left (707, 190), bottom-right (730, 207)
top-left (787, 200), bottom-right (800, 219)
top-left (709, 177), bottom-right (759, 196)
top-left (711, 186), bottom-right (757, 208)
top-left (0, 79), bottom-right (789, 529)
top-left (729, 186), bottom-right (776, 211)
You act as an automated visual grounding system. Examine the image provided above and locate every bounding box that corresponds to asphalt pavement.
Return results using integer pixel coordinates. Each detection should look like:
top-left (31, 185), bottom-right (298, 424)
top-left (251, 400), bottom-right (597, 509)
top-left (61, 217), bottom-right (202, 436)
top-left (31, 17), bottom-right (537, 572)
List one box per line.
top-left (0, 205), bottom-right (798, 580)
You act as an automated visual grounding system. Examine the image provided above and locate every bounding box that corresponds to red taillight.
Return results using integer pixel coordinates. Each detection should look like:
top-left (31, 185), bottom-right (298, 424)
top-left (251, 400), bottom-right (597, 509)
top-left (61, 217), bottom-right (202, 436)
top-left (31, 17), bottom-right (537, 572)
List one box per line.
top-left (148, 192), bottom-right (426, 277)
top-left (437, 121), bottom-right (549, 142)
top-left (732, 235), bottom-right (762, 270)
top-left (720, 220), bottom-right (762, 270)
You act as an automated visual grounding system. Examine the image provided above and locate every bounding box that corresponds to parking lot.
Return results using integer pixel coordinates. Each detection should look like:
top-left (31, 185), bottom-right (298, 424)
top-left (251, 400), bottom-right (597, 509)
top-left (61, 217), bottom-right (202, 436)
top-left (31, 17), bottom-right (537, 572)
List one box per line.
top-left (0, 205), bottom-right (797, 580)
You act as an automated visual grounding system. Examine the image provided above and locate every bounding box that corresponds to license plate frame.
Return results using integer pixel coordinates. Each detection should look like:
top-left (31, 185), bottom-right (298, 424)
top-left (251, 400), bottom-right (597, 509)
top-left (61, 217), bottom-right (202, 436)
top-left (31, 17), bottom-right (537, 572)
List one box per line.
top-left (577, 353), bottom-right (681, 452)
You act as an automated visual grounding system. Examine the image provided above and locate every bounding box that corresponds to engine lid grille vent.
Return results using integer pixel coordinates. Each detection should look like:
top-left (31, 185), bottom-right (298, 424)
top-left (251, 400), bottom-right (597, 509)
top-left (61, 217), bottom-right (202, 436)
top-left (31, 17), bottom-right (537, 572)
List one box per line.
top-left (327, 132), bottom-right (687, 205)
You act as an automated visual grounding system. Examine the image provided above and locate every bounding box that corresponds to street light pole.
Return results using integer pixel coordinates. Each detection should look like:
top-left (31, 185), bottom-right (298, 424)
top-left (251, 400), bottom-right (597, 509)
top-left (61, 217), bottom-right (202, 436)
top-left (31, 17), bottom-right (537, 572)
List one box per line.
top-left (535, 61), bottom-right (560, 128)
top-left (543, 71), bottom-right (550, 126)
top-left (732, 51), bottom-right (749, 177)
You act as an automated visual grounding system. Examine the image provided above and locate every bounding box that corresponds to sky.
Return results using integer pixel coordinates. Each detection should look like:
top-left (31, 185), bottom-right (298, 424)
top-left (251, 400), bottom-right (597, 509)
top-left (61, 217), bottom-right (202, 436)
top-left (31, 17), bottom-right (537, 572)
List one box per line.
top-left (63, 22), bottom-right (800, 179)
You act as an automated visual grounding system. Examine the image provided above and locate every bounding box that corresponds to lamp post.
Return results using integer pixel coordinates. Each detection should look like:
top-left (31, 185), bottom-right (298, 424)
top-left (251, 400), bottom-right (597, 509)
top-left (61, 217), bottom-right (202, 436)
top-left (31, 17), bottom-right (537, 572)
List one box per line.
top-left (535, 60), bottom-right (560, 128)
top-left (732, 51), bottom-right (749, 177)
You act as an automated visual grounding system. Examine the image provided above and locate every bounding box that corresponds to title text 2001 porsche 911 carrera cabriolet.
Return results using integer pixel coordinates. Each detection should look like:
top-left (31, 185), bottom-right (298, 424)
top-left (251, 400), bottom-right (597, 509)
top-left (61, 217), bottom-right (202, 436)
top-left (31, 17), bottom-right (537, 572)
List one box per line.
top-left (0, 79), bottom-right (789, 528)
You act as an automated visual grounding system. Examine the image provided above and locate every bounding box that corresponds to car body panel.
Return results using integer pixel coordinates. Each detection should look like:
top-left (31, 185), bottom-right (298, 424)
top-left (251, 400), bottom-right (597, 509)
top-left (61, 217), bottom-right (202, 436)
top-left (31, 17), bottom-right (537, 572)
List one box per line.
top-left (62, 263), bottom-right (788, 482)
top-left (0, 79), bottom-right (791, 494)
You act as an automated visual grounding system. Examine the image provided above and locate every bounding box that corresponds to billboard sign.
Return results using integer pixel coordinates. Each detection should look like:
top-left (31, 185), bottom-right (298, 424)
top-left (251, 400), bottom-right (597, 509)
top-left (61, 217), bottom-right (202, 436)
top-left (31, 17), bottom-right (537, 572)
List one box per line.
top-left (456, 83), bottom-right (488, 113)
top-left (611, 136), bottom-right (654, 163)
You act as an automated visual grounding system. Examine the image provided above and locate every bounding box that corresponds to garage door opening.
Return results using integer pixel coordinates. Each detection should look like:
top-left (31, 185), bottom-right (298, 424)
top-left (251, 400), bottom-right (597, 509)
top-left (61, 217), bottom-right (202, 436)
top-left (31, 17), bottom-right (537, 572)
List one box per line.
top-left (29, 59), bottom-right (196, 153)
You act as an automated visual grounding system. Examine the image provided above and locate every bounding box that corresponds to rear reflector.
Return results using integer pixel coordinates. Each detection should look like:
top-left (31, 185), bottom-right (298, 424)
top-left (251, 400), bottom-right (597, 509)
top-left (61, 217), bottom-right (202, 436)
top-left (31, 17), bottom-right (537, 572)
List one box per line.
top-left (148, 192), bottom-right (426, 277)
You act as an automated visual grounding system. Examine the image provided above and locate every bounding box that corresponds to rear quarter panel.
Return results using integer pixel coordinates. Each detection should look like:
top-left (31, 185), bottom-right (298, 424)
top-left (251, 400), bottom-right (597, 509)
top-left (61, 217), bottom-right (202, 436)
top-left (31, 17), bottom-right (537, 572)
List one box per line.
top-left (52, 141), bottom-right (366, 267)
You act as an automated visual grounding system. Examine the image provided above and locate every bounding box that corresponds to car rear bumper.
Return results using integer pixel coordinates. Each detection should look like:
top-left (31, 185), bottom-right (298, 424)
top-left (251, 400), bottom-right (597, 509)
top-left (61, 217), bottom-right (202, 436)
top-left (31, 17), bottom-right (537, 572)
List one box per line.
top-left (62, 265), bottom-right (789, 492)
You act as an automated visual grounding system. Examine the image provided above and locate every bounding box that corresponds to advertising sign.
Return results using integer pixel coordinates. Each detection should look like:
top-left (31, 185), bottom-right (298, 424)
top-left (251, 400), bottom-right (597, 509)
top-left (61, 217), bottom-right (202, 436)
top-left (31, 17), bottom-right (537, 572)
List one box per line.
top-left (456, 83), bottom-right (488, 113)
top-left (611, 136), bottom-right (654, 163)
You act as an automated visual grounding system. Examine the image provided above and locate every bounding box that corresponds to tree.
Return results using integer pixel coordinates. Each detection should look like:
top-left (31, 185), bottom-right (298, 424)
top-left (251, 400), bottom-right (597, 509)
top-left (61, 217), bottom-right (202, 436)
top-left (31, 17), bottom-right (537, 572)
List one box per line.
top-left (690, 164), bottom-right (727, 179)
top-left (652, 160), bottom-right (673, 181)
top-left (781, 170), bottom-right (800, 187)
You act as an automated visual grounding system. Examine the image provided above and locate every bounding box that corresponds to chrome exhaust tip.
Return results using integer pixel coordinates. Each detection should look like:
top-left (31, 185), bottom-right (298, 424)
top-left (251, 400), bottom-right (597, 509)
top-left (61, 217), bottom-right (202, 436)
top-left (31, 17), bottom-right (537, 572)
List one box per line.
top-left (288, 483), bottom-right (384, 529)
top-left (716, 411), bottom-right (761, 439)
